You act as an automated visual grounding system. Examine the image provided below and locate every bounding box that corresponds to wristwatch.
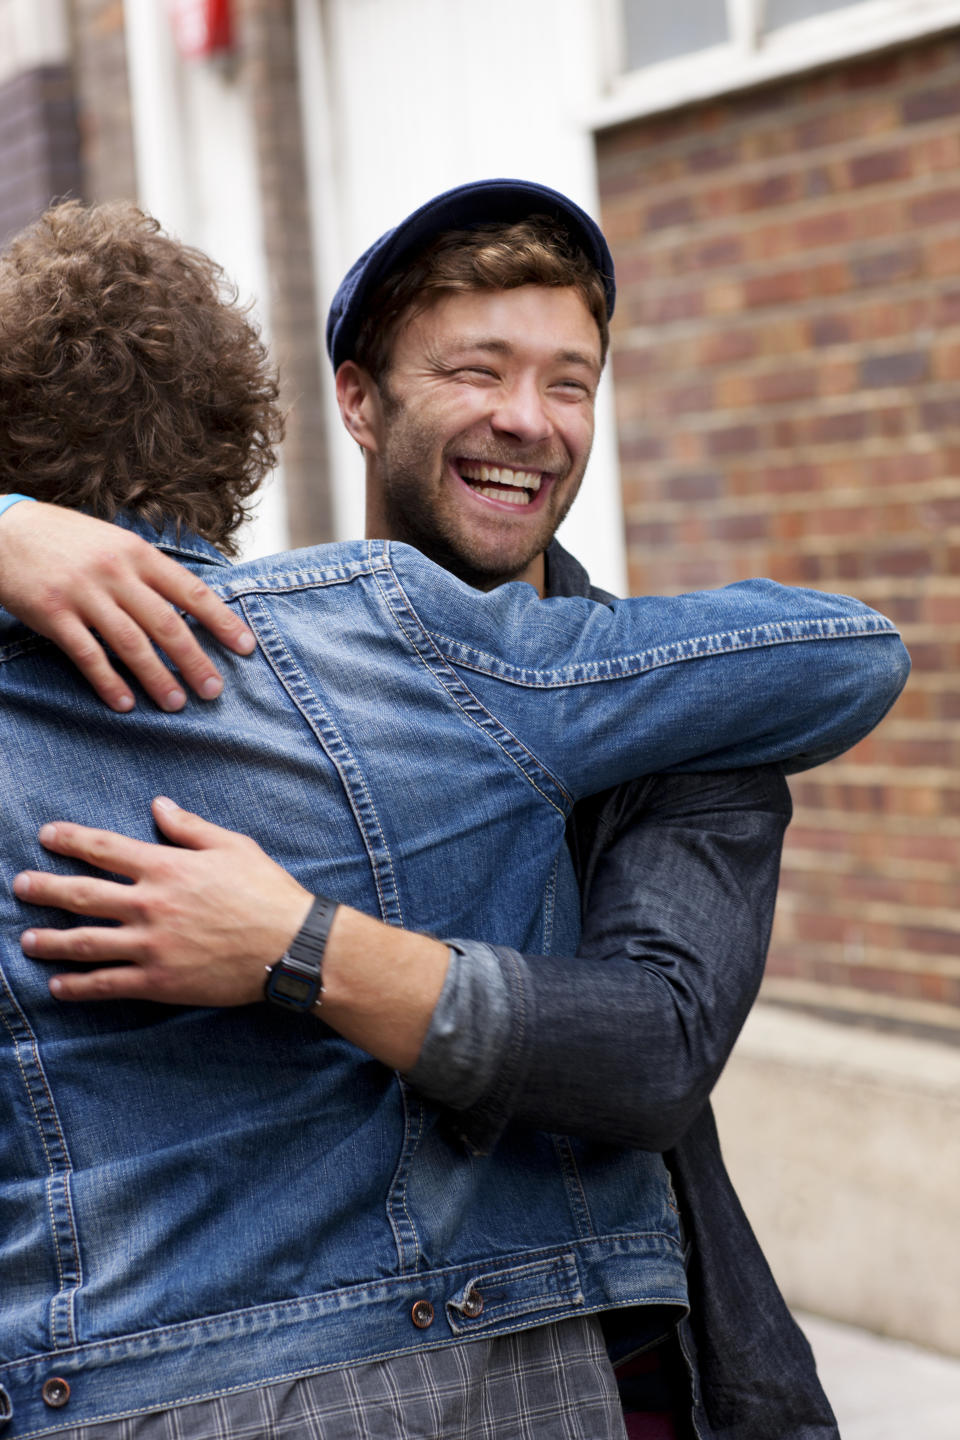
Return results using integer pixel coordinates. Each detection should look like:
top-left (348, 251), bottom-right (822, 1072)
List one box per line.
top-left (263, 895), bottom-right (339, 1012)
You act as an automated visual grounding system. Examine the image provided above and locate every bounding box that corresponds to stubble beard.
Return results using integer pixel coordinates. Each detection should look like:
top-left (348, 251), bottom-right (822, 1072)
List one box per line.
top-left (375, 389), bottom-right (582, 592)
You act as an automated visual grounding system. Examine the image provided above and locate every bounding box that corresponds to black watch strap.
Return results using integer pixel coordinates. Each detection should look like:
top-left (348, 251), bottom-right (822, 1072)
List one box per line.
top-left (263, 895), bottom-right (339, 1012)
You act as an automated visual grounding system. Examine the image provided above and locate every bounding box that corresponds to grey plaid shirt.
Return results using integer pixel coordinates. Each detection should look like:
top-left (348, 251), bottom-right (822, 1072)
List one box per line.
top-left (47, 1316), bottom-right (629, 1439)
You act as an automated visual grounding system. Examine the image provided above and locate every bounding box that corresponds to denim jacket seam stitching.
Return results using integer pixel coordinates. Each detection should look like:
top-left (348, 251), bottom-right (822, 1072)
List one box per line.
top-left (238, 593), bottom-right (404, 927)
top-left (386, 1080), bottom-right (424, 1275)
top-left (375, 563), bottom-right (570, 806)
top-left (0, 1003), bottom-right (60, 1176)
top-left (551, 1136), bottom-right (596, 1241)
top-left (49, 1173), bottom-right (82, 1348)
top-left (0, 982), bottom-right (81, 1347)
top-left (10, 1238), bottom-right (672, 1367)
top-left (240, 593), bottom-right (396, 925)
top-left (211, 555), bottom-right (384, 602)
top-left (13, 1310), bottom-right (633, 1440)
top-left (373, 564), bottom-right (573, 814)
top-left (426, 613), bottom-right (899, 687)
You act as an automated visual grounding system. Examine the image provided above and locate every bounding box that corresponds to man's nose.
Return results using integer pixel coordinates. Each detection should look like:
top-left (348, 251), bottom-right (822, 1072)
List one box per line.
top-left (489, 378), bottom-right (552, 446)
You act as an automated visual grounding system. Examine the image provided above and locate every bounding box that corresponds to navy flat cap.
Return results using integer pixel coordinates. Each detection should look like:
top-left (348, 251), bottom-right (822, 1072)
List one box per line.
top-left (325, 177), bottom-right (616, 371)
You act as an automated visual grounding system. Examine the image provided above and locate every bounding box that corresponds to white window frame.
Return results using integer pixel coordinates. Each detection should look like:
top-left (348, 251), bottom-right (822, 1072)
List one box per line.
top-left (592, 0), bottom-right (960, 129)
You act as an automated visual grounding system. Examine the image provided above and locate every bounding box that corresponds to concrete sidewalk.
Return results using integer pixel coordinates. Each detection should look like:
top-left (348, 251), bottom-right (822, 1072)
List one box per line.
top-left (797, 1312), bottom-right (960, 1439)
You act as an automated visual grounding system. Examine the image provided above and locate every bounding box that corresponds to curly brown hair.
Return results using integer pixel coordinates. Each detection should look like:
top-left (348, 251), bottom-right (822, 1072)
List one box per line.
top-left (354, 216), bottom-right (610, 384)
top-left (0, 201), bottom-right (283, 554)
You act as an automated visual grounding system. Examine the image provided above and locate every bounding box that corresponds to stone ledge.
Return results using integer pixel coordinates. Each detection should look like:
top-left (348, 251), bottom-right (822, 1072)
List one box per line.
top-left (712, 1003), bottom-right (960, 1356)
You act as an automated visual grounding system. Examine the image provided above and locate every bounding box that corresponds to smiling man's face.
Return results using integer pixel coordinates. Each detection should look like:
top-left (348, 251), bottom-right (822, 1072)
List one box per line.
top-left (356, 285), bottom-right (603, 592)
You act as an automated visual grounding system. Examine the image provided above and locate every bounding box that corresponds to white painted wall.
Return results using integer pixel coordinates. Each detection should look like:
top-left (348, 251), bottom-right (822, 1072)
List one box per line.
top-left (121, 0), bottom-right (287, 557)
top-left (297, 0), bottom-right (628, 593)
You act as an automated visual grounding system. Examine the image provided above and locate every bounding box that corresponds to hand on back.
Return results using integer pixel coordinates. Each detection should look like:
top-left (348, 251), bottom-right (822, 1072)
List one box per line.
top-left (0, 502), bottom-right (254, 710)
top-left (15, 798), bottom-right (313, 1007)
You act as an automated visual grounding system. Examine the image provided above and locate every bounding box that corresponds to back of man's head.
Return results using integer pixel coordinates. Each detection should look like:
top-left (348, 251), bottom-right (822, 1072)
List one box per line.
top-left (0, 201), bottom-right (282, 554)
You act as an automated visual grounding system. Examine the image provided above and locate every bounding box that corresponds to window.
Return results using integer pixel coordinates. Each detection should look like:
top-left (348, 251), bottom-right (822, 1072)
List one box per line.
top-left (623, 1), bottom-right (729, 70)
top-left (598, 0), bottom-right (960, 126)
top-left (765, 0), bottom-right (862, 23)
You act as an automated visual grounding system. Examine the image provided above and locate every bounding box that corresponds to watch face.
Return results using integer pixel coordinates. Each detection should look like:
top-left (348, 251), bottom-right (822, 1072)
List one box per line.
top-left (269, 968), bottom-right (316, 1008)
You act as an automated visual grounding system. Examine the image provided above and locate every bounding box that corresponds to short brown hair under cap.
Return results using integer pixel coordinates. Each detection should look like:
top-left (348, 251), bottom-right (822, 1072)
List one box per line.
top-left (353, 216), bottom-right (610, 383)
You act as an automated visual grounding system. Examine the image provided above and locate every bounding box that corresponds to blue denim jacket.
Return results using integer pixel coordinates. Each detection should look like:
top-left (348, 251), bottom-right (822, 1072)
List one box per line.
top-left (0, 518), bottom-right (908, 1435)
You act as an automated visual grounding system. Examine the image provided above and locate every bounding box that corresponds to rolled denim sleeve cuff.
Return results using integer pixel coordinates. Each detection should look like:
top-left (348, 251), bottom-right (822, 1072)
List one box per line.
top-left (405, 940), bottom-right (510, 1112)
top-left (405, 940), bottom-right (532, 1153)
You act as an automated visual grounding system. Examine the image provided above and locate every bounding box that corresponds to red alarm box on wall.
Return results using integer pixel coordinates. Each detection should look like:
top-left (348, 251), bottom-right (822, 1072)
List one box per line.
top-left (168, 0), bottom-right (234, 59)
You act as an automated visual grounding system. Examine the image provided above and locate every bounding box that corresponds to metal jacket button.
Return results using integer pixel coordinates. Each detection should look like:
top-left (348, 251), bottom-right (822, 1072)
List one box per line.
top-left (410, 1299), bottom-right (435, 1328)
top-left (42, 1377), bottom-right (70, 1409)
top-left (461, 1288), bottom-right (484, 1318)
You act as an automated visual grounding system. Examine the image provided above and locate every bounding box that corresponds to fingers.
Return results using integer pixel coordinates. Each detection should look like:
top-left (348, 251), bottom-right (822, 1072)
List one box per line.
top-left (20, 922), bottom-right (146, 966)
top-left (21, 915), bottom-right (154, 1002)
top-left (1, 503), bottom-right (256, 711)
top-left (15, 804), bottom-right (298, 1010)
top-left (51, 964), bottom-right (155, 1004)
top-left (123, 588), bottom-right (221, 705)
top-left (31, 819), bottom-right (158, 879)
top-left (147, 550), bottom-right (256, 657)
top-left (151, 795), bottom-right (244, 850)
top-left (76, 596), bottom-right (189, 711)
top-left (104, 548), bottom-right (258, 708)
top-left (14, 867), bottom-right (136, 920)
top-left (35, 609), bottom-right (136, 713)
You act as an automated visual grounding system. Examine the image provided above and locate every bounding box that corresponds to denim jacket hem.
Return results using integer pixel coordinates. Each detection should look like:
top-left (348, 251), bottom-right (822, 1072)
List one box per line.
top-left (2, 1236), bottom-right (688, 1437)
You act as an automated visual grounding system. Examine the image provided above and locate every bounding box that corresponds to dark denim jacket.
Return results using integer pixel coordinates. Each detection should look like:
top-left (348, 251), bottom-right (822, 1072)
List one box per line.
top-left (412, 543), bottom-right (843, 1440)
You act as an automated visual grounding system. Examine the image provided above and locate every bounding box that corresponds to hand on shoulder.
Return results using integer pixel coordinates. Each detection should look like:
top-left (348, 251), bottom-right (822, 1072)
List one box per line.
top-left (0, 501), bottom-right (255, 709)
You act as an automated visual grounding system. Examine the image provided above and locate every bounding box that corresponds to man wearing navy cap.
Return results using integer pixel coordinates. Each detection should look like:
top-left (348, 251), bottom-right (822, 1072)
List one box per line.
top-left (322, 180), bottom-right (839, 1436)
top-left (1, 183), bottom-right (857, 1439)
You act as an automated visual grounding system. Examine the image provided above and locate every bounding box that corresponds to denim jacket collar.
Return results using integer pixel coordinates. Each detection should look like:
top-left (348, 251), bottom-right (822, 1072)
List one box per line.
top-left (109, 508), bottom-right (231, 568)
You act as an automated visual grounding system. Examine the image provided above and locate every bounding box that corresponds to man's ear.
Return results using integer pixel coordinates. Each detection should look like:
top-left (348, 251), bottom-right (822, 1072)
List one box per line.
top-left (336, 361), bottom-right (383, 453)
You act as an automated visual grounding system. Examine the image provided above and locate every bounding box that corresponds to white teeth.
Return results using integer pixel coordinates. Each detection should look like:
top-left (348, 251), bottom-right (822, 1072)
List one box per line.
top-left (474, 485), bottom-right (530, 505)
top-left (460, 462), bottom-right (543, 494)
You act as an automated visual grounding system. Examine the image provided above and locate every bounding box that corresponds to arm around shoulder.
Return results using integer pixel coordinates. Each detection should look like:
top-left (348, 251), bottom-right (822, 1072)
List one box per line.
top-left (408, 560), bottom-right (911, 794)
top-left (408, 767), bottom-right (793, 1153)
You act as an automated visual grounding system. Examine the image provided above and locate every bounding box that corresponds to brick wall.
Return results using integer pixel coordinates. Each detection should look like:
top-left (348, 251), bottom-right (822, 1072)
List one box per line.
top-left (0, 0), bottom-right (136, 248)
top-left (236, 0), bottom-right (333, 548)
top-left (67, 0), bottom-right (137, 202)
top-left (596, 33), bottom-right (960, 1034)
top-left (0, 65), bottom-right (82, 246)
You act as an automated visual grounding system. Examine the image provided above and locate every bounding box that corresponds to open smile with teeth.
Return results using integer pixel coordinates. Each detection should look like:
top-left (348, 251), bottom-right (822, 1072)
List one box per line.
top-left (457, 461), bottom-right (545, 507)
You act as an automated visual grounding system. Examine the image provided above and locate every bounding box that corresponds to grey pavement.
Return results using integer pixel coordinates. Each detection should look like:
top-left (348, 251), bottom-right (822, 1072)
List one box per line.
top-left (797, 1312), bottom-right (960, 1439)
